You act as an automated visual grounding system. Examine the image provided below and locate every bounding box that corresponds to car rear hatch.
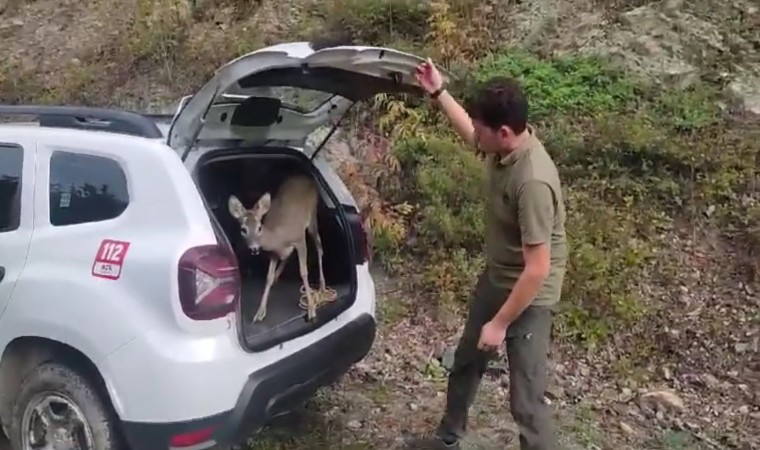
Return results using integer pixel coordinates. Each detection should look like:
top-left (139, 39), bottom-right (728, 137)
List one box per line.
top-left (171, 42), bottom-right (452, 351)
top-left (166, 41), bottom-right (452, 160)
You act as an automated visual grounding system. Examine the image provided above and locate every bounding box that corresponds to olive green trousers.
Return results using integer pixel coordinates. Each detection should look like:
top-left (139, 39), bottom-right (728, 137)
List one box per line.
top-left (436, 270), bottom-right (558, 450)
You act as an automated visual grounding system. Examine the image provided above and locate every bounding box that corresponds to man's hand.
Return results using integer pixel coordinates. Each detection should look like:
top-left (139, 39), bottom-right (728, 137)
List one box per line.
top-left (413, 59), bottom-right (475, 147)
top-left (414, 58), bottom-right (444, 95)
top-left (477, 319), bottom-right (508, 352)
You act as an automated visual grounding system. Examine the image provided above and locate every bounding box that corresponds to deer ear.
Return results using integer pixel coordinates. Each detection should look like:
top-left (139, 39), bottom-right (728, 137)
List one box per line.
top-left (228, 195), bottom-right (246, 220)
top-left (255, 193), bottom-right (272, 216)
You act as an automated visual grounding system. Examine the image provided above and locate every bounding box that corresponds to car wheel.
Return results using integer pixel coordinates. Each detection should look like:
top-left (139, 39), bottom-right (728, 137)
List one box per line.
top-left (8, 362), bottom-right (121, 450)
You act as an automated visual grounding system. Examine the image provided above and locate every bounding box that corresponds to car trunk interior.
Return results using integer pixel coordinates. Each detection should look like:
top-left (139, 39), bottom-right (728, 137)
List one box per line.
top-left (195, 149), bottom-right (356, 352)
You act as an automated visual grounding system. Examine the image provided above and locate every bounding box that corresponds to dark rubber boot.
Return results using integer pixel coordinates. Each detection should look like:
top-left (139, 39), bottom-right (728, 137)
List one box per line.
top-left (401, 431), bottom-right (461, 449)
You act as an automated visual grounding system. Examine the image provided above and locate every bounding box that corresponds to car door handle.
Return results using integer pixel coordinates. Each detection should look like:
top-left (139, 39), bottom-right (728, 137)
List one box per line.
top-left (0, 266), bottom-right (5, 283)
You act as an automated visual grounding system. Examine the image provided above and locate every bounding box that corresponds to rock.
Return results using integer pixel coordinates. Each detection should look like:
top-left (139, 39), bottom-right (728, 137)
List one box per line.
top-left (620, 421), bottom-right (635, 435)
top-left (347, 420), bottom-right (362, 430)
top-left (701, 373), bottom-right (719, 388)
top-left (729, 77), bottom-right (760, 116)
top-left (663, 0), bottom-right (683, 13)
top-left (440, 346), bottom-right (456, 371)
top-left (409, 403), bottom-right (418, 411)
top-left (738, 405), bottom-right (749, 415)
top-left (640, 390), bottom-right (685, 413)
top-left (546, 384), bottom-right (564, 401)
top-left (735, 342), bottom-right (750, 354)
top-left (627, 406), bottom-right (645, 420)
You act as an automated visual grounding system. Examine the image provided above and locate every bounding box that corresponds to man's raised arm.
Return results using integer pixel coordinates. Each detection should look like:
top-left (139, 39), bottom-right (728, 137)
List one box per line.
top-left (414, 59), bottom-right (476, 148)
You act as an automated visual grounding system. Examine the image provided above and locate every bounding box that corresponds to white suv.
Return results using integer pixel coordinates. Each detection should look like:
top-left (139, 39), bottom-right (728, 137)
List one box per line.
top-left (0, 42), bottom-right (449, 450)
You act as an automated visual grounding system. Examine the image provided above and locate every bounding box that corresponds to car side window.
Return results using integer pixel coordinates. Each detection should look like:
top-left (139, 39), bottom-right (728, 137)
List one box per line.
top-left (0, 144), bottom-right (24, 233)
top-left (49, 151), bottom-right (129, 226)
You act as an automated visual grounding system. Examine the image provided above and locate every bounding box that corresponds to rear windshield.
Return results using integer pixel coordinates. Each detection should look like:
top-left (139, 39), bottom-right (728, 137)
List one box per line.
top-left (222, 86), bottom-right (334, 113)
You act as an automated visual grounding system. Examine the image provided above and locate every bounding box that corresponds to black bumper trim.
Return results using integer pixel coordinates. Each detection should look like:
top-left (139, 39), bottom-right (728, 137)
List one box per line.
top-left (120, 313), bottom-right (377, 449)
top-left (219, 313), bottom-right (376, 444)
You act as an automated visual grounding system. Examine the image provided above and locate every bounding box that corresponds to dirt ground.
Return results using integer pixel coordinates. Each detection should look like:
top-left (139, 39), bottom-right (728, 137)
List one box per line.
top-left (239, 246), bottom-right (759, 450)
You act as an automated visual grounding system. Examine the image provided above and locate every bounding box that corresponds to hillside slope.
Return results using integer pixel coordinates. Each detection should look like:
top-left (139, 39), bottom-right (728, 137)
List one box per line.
top-left (1, 0), bottom-right (758, 449)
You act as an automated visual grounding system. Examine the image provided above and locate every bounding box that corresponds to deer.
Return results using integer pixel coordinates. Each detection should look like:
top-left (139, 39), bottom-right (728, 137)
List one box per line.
top-left (227, 174), bottom-right (326, 323)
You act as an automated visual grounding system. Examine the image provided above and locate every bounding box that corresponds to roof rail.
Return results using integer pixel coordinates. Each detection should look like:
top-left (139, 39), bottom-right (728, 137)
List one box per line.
top-left (0, 105), bottom-right (163, 139)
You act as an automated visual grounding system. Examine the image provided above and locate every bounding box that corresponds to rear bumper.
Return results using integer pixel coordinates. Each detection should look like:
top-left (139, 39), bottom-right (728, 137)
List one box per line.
top-left (121, 313), bottom-right (377, 449)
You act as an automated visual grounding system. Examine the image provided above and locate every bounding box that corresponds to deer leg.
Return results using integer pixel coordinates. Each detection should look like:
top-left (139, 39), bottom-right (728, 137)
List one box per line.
top-left (273, 257), bottom-right (287, 281)
top-left (295, 239), bottom-right (316, 321)
top-left (308, 217), bottom-right (326, 292)
top-left (254, 256), bottom-right (279, 323)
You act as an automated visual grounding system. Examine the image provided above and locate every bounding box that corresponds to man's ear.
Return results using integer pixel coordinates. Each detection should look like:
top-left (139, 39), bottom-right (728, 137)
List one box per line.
top-left (254, 193), bottom-right (272, 218)
top-left (498, 125), bottom-right (513, 140)
top-left (228, 195), bottom-right (246, 220)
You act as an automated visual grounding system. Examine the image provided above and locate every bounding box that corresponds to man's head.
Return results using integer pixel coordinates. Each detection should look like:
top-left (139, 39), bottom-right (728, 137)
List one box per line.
top-left (466, 76), bottom-right (529, 155)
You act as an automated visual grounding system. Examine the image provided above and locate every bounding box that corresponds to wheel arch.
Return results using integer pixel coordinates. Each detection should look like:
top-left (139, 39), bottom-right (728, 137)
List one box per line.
top-left (0, 336), bottom-right (121, 435)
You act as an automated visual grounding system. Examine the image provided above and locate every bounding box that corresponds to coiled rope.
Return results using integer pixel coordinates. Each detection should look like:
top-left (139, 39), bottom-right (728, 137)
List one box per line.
top-left (298, 285), bottom-right (338, 310)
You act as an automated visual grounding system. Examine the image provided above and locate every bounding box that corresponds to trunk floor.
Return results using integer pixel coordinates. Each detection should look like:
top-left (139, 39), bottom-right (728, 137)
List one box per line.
top-left (241, 277), bottom-right (351, 341)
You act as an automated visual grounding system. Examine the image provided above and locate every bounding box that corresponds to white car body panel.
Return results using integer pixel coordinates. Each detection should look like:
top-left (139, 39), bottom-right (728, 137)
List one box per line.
top-left (169, 41), bottom-right (451, 154)
top-left (0, 123), bottom-right (376, 427)
top-left (0, 41), bottom-right (443, 447)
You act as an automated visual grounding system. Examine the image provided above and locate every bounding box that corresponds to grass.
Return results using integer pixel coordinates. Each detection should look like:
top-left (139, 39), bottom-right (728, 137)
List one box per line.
top-left (23, 0), bottom-right (745, 351)
top-left (242, 401), bottom-right (371, 450)
top-left (365, 37), bottom-right (758, 349)
top-left (473, 51), bottom-right (640, 120)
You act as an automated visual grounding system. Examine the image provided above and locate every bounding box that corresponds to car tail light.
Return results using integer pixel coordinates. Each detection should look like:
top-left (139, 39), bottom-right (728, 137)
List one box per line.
top-left (169, 425), bottom-right (217, 448)
top-left (177, 245), bottom-right (240, 320)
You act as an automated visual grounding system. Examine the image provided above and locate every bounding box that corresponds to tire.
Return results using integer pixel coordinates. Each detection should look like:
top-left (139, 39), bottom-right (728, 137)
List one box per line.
top-left (8, 362), bottom-right (121, 450)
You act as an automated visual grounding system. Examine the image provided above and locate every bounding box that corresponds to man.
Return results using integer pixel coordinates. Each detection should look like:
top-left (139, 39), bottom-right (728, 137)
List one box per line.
top-left (403, 59), bottom-right (568, 450)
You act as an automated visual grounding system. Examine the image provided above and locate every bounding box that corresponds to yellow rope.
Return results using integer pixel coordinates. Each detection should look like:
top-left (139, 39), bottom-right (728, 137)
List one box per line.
top-left (298, 285), bottom-right (338, 310)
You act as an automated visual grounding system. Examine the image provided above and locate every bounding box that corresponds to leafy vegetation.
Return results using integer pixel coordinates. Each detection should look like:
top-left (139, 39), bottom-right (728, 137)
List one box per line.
top-left (3, 0), bottom-right (753, 350)
top-left (333, 1), bottom-right (760, 349)
top-left (319, 0), bottom-right (430, 44)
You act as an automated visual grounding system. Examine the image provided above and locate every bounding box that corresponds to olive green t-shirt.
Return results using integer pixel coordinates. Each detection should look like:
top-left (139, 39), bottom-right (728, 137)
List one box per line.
top-left (484, 126), bottom-right (568, 306)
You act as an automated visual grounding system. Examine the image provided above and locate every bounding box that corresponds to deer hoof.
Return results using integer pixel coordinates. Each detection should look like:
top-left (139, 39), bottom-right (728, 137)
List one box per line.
top-left (253, 308), bottom-right (267, 323)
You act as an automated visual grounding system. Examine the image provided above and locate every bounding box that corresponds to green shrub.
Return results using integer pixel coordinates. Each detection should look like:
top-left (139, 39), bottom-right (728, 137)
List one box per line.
top-left (353, 32), bottom-right (757, 350)
top-left (126, 0), bottom-right (191, 68)
top-left (320, 0), bottom-right (430, 45)
top-left (650, 83), bottom-right (721, 133)
top-left (393, 137), bottom-right (485, 252)
top-left (557, 187), bottom-right (656, 346)
top-left (471, 51), bottom-right (639, 120)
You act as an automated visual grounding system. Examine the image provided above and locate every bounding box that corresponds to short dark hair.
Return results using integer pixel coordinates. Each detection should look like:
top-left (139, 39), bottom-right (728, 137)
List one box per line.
top-left (465, 76), bottom-right (528, 134)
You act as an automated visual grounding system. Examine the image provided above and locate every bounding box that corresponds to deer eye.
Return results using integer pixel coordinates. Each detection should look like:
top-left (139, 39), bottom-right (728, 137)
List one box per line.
top-left (241, 225), bottom-right (249, 235)
top-left (255, 224), bottom-right (262, 234)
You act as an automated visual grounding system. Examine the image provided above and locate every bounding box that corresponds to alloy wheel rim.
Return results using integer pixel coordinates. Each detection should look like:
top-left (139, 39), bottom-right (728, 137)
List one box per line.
top-left (20, 392), bottom-right (94, 450)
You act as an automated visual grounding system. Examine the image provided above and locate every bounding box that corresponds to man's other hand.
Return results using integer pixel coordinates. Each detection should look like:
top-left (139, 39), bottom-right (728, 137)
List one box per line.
top-left (415, 58), bottom-right (444, 95)
top-left (477, 319), bottom-right (508, 352)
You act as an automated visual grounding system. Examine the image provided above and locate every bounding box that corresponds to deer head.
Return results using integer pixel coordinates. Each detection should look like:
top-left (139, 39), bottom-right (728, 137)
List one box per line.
top-left (228, 193), bottom-right (271, 254)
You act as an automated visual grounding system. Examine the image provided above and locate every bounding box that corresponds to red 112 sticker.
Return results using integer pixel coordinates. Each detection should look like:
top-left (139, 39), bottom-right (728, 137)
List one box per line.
top-left (92, 239), bottom-right (131, 280)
